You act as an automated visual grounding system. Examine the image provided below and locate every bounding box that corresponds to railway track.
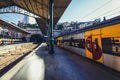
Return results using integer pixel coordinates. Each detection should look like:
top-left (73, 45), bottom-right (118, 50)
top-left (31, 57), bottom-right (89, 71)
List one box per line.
top-left (0, 44), bottom-right (39, 77)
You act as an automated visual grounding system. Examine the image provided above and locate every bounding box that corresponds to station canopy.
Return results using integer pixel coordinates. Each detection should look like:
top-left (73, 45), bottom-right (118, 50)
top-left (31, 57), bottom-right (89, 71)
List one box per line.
top-left (0, 0), bottom-right (71, 35)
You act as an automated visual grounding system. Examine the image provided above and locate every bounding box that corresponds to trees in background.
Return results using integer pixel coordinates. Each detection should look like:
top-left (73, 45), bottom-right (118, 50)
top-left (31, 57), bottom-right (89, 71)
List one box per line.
top-left (17, 21), bottom-right (39, 29)
top-left (23, 23), bottom-right (39, 28)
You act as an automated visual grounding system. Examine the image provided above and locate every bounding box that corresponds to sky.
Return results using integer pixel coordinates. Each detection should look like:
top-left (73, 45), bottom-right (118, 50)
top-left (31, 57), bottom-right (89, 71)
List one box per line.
top-left (0, 13), bottom-right (24, 24)
top-left (0, 0), bottom-right (120, 24)
top-left (59, 0), bottom-right (120, 23)
top-left (0, 13), bottom-right (36, 24)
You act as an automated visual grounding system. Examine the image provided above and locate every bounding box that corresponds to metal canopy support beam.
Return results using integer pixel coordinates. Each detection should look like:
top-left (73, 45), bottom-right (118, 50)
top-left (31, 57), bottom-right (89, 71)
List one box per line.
top-left (48, 0), bottom-right (54, 54)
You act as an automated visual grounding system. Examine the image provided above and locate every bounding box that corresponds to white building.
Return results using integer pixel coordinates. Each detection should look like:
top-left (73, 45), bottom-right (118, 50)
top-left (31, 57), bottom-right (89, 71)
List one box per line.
top-left (24, 15), bottom-right (36, 24)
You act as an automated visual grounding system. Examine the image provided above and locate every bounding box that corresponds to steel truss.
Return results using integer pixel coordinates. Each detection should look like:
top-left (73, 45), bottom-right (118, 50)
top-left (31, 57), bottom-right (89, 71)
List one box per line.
top-left (0, 6), bottom-right (40, 18)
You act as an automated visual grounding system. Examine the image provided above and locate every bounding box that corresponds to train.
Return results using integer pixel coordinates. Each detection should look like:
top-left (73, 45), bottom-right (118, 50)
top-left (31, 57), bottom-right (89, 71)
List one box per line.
top-left (57, 16), bottom-right (120, 72)
top-left (0, 38), bottom-right (22, 45)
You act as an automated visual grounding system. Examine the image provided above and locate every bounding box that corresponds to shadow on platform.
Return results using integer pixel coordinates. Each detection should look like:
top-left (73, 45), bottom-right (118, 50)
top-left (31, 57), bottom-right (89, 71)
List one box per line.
top-left (11, 43), bottom-right (120, 80)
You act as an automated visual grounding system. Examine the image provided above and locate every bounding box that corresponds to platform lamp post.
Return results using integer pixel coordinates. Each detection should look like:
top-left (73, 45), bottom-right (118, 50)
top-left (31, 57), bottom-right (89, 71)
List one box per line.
top-left (48, 0), bottom-right (54, 54)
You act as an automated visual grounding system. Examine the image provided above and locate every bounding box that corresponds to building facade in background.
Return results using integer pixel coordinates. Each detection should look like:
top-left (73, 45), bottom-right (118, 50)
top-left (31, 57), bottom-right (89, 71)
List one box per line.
top-left (24, 15), bottom-right (36, 24)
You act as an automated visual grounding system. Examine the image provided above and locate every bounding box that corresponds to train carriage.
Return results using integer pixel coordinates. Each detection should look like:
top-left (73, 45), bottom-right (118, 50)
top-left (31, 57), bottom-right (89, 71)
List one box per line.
top-left (101, 23), bottom-right (120, 71)
top-left (57, 16), bottom-right (120, 71)
top-left (85, 23), bottom-right (120, 71)
top-left (63, 32), bottom-right (86, 56)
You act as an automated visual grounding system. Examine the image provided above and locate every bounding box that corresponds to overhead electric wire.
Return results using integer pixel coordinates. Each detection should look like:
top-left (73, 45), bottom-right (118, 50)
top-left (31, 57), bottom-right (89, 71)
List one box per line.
top-left (105, 11), bottom-right (120, 17)
top-left (90, 6), bottom-right (120, 20)
top-left (80, 0), bottom-right (112, 20)
top-left (94, 7), bottom-right (120, 18)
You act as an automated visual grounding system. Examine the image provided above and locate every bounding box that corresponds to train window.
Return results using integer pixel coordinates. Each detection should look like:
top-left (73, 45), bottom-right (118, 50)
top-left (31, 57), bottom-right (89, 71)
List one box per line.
top-left (102, 37), bottom-right (120, 56)
top-left (102, 38), bottom-right (112, 53)
top-left (63, 40), bottom-right (70, 46)
top-left (112, 38), bottom-right (120, 55)
top-left (74, 40), bottom-right (79, 47)
top-left (68, 38), bottom-right (85, 49)
top-left (94, 39), bottom-right (98, 52)
top-left (78, 39), bottom-right (85, 49)
top-left (70, 37), bottom-right (74, 46)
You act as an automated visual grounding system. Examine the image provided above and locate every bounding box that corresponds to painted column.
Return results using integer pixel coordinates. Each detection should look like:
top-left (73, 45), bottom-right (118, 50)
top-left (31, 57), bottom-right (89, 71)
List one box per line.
top-left (49, 0), bottom-right (54, 54)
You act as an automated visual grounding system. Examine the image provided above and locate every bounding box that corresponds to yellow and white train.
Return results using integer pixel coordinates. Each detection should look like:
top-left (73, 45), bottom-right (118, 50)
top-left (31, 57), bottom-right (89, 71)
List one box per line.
top-left (57, 16), bottom-right (120, 72)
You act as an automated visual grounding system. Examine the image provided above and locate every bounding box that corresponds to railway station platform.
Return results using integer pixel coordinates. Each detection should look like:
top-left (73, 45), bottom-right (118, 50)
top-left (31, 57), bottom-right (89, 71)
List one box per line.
top-left (1, 43), bottom-right (120, 80)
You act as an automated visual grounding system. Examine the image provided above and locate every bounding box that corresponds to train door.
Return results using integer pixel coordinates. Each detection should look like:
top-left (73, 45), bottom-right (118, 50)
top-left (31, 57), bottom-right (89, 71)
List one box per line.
top-left (92, 34), bottom-right (103, 63)
top-left (85, 29), bottom-right (103, 63)
top-left (85, 32), bottom-right (93, 60)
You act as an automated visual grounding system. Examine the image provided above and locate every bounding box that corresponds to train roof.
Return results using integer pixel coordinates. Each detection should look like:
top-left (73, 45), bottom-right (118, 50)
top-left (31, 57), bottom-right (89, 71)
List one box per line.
top-left (59, 16), bottom-right (120, 37)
